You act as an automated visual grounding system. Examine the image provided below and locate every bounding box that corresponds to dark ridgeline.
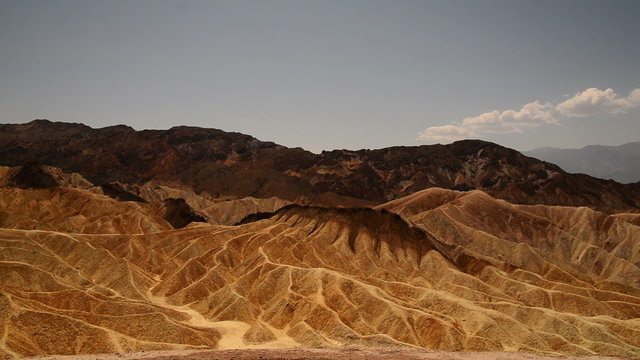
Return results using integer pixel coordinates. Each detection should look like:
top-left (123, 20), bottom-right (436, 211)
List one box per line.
top-left (1, 119), bottom-right (639, 212)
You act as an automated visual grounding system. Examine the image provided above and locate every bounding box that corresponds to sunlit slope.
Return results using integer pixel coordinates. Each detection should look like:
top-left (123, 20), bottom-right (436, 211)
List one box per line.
top-left (378, 188), bottom-right (640, 292)
top-left (1, 186), bottom-right (639, 358)
top-left (0, 187), bottom-right (173, 234)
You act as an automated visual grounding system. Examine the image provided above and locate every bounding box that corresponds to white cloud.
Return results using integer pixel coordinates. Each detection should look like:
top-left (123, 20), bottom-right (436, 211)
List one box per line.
top-left (556, 88), bottom-right (640, 117)
top-left (419, 87), bottom-right (640, 143)
top-left (418, 124), bottom-right (474, 142)
top-left (418, 101), bottom-right (557, 142)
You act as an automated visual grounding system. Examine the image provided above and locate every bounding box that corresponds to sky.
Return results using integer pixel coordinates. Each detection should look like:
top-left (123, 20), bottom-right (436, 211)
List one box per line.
top-left (1, 0), bottom-right (639, 153)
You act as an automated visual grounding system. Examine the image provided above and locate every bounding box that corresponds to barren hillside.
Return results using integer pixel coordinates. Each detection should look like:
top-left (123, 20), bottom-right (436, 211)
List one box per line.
top-left (2, 120), bottom-right (640, 212)
top-left (1, 172), bottom-right (639, 358)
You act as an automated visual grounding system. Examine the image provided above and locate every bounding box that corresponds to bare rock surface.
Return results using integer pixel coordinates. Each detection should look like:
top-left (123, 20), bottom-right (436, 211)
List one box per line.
top-left (2, 120), bottom-right (640, 212)
top-left (1, 184), bottom-right (640, 358)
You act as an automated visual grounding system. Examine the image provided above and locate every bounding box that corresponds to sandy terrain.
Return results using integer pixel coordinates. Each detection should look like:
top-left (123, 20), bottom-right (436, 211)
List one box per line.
top-left (3, 185), bottom-right (640, 359)
top-left (24, 348), bottom-right (633, 360)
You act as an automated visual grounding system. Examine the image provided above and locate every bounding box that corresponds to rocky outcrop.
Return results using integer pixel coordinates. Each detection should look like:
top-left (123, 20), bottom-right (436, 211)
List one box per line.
top-left (0, 164), bottom-right (93, 189)
top-left (2, 120), bottom-right (640, 212)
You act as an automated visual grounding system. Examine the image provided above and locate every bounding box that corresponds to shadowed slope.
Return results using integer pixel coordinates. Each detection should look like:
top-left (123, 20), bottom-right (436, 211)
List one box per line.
top-left (0, 165), bottom-right (92, 189)
top-left (2, 120), bottom-right (640, 212)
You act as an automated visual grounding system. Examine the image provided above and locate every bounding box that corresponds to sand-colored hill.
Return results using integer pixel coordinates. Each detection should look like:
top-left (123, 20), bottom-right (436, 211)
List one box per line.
top-left (23, 347), bottom-right (629, 360)
top-left (112, 181), bottom-right (292, 226)
top-left (1, 183), bottom-right (640, 358)
top-left (0, 187), bottom-right (173, 234)
top-left (613, 213), bottom-right (640, 227)
top-left (0, 165), bottom-right (291, 230)
top-left (377, 188), bottom-right (640, 291)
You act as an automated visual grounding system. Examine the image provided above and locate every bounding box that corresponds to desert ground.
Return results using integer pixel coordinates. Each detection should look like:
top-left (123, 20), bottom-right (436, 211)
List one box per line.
top-left (24, 348), bottom-right (633, 360)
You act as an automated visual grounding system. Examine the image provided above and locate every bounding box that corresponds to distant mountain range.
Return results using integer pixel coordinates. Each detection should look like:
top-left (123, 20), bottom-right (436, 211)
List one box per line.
top-left (525, 142), bottom-right (640, 184)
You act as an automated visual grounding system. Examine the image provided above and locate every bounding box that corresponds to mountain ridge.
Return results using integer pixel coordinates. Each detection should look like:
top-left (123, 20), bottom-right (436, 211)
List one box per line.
top-left (2, 120), bottom-right (640, 213)
top-left (525, 142), bottom-right (640, 183)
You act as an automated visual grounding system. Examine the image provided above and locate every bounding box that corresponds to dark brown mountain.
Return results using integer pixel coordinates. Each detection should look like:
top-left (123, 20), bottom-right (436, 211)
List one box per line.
top-left (1, 119), bottom-right (639, 212)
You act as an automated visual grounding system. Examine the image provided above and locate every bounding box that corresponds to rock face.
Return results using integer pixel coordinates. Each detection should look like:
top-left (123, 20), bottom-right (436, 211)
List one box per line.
top-left (157, 198), bottom-right (207, 229)
top-left (1, 179), bottom-right (640, 358)
top-left (0, 165), bottom-right (93, 189)
top-left (2, 120), bottom-right (640, 212)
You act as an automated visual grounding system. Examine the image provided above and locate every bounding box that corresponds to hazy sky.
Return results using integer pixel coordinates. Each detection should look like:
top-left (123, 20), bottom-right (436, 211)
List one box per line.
top-left (1, 0), bottom-right (639, 153)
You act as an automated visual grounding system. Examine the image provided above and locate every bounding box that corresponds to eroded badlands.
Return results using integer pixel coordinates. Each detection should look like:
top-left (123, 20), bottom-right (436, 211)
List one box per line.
top-left (1, 176), bottom-right (639, 358)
